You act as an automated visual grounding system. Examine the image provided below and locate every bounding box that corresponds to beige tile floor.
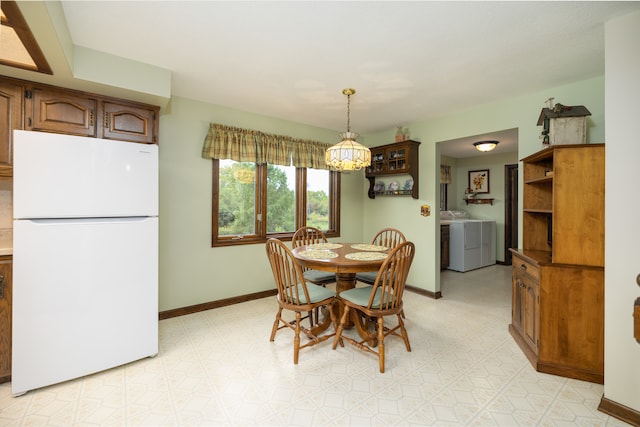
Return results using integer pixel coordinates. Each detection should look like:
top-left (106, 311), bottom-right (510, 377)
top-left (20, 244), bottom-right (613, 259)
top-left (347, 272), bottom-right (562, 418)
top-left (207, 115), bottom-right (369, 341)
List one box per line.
top-left (0, 265), bottom-right (630, 426)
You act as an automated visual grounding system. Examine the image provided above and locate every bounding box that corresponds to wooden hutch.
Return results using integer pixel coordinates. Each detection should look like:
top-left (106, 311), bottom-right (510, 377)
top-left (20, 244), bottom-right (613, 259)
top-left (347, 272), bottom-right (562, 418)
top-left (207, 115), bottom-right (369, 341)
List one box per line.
top-left (509, 143), bottom-right (605, 384)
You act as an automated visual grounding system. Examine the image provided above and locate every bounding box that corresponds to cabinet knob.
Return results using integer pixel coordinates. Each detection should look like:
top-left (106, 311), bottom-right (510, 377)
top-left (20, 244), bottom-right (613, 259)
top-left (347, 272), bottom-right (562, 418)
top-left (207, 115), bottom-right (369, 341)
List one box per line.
top-left (520, 263), bottom-right (527, 271)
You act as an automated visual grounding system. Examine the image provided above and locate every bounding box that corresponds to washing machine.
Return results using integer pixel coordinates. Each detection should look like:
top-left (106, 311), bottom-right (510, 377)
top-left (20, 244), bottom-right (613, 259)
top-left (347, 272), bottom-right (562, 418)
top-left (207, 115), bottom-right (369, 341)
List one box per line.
top-left (440, 211), bottom-right (496, 272)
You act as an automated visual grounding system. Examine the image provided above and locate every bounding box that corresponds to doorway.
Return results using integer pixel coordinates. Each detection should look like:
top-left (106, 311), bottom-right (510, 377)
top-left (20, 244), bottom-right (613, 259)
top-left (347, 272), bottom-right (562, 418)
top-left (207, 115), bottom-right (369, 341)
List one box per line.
top-left (438, 127), bottom-right (519, 273)
top-left (504, 164), bottom-right (518, 265)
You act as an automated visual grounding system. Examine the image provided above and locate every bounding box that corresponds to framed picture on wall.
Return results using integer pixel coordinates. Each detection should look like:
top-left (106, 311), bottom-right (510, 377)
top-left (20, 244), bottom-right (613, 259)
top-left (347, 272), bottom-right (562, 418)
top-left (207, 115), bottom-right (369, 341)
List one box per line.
top-left (468, 169), bottom-right (490, 193)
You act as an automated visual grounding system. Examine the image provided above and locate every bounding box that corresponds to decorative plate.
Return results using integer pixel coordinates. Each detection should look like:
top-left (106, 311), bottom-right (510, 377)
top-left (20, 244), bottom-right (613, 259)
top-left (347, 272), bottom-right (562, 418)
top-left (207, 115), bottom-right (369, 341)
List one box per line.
top-left (298, 250), bottom-right (338, 260)
top-left (388, 181), bottom-right (400, 191)
top-left (351, 244), bottom-right (388, 251)
top-left (404, 178), bottom-right (414, 190)
top-left (373, 181), bottom-right (385, 192)
top-left (346, 252), bottom-right (388, 261)
top-left (306, 243), bottom-right (343, 250)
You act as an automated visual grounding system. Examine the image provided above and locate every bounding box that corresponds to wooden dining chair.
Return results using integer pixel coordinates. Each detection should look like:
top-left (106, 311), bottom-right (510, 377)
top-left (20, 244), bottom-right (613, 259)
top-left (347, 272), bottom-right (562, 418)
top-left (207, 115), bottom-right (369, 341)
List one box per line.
top-left (291, 226), bottom-right (337, 326)
top-left (291, 226), bottom-right (337, 286)
top-left (265, 238), bottom-right (339, 364)
top-left (332, 241), bottom-right (415, 373)
top-left (355, 228), bottom-right (406, 285)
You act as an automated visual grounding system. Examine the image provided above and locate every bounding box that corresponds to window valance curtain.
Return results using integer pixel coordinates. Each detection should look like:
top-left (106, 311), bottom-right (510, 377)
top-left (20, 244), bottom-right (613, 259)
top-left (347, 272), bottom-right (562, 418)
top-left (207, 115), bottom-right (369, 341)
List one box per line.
top-left (202, 123), bottom-right (332, 170)
top-left (440, 164), bottom-right (452, 184)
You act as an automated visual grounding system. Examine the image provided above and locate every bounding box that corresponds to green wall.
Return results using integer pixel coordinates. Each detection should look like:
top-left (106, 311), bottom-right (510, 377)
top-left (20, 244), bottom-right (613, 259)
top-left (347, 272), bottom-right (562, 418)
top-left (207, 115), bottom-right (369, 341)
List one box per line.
top-left (157, 97), bottom-right (366, 311)
top-left (156, 77), bottom-right (604, 310)
top-left (363, 76), bottom-right (604, 295)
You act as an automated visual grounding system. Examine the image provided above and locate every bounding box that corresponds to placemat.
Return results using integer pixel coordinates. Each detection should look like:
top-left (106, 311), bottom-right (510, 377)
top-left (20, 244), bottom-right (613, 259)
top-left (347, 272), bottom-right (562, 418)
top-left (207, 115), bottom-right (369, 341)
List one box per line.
top-left (298, 250), bottom-right (339, 260)
top-left (306, 243), bottom-right (343, 250)
top-left (350, 243), bottom-right (388, 251)
top-left (345, 252), bottom-right (388, 261)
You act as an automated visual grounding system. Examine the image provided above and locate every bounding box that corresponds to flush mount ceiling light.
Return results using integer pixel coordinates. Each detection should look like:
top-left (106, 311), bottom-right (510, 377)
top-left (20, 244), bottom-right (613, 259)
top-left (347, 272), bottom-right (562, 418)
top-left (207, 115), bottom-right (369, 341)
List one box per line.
top-left (473, 140), bottom-right (500, 152)
top-left (325, 88), bottom-right (371, 172)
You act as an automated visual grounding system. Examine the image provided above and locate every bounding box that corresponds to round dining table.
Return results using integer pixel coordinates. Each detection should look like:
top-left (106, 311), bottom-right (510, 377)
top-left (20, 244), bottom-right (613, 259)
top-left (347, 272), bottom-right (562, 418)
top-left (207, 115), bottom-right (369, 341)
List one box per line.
top-left (291, 242), bottom-right (389, 293)
top-left (291, 242), bottom-right (390, 342)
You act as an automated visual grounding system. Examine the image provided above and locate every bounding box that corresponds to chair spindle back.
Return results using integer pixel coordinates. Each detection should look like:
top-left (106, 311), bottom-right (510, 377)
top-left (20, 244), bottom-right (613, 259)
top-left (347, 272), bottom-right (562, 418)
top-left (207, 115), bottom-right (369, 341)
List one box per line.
top-left (368, 241), bottom-right (415, 310)
top-left (291, 226), bottom-right (328, 248)
top-left (265, 238), bottom-right (311, 307)
top-left (371, 227), bottom-right (406, 250)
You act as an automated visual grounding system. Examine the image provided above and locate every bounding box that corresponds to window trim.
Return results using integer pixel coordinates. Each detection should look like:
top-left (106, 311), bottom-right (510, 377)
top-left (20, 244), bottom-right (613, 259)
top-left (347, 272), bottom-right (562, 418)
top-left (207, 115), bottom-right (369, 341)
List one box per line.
top-left (211, 160), bottom-right (340, 247)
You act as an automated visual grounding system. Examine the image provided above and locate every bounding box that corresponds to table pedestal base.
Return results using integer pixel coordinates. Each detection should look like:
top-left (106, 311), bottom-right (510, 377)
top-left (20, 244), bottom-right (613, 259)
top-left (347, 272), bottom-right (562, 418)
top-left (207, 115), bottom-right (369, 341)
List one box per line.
top-left (311, 272), bottom-right (378, 346)
top-left (336, 272), bottom-right (357, 293)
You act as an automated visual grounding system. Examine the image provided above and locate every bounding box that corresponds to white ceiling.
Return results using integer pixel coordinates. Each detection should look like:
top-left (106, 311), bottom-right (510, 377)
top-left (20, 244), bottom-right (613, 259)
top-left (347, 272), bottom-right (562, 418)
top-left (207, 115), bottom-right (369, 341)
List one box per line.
top-left (440, 128), bottom-right (518, 159)
top-left (49, 1), bottom-right (640, 155)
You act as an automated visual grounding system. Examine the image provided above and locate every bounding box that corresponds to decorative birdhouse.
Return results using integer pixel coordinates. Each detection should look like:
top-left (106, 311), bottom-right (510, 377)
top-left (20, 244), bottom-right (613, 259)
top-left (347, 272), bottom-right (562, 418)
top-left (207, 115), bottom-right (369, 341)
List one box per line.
top-left (537, 104), bottom-right (591, 147)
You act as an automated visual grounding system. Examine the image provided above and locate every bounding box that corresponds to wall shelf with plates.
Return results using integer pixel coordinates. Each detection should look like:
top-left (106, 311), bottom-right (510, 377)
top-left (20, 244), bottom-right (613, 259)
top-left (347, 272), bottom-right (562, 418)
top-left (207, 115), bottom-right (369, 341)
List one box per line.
top-left (372, 189), bottom-right (414, 197)
top-left (365, 140), bottom-right (420, 199)
top-left (464, 198), bottom-right (494, 205)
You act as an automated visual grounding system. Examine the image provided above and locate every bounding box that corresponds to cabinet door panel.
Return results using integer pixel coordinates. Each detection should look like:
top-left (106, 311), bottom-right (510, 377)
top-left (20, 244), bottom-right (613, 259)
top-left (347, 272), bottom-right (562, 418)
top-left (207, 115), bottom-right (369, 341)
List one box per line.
top-left (552, 148), bottom-right (605, 266)
top-left (29, 88), bottom-right (97, 137)
top-left (0, 257), bottom-right (12, 382)
top-left (440, 225), bottom-right (450, 270)
top-left (102, 102), bottom-right (156, 144)
top-left (523, 277), bottom-right (539, 353)
top-left (511, 274), bottom-right (524, 334)
top-left (0, 81), bottom-right (24, 167)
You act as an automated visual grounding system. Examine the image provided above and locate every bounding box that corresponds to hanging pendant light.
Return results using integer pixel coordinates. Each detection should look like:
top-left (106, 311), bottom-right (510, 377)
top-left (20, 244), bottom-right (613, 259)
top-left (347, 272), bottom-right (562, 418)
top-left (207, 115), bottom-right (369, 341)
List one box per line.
top-left (325, 88), bottom-right (371, 172)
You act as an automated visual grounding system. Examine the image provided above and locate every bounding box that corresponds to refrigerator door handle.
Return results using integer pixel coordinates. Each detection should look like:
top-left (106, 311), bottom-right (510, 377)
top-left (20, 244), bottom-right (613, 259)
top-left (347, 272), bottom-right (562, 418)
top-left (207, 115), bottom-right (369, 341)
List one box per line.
top-left (22, 217), bottom-right (154, 225)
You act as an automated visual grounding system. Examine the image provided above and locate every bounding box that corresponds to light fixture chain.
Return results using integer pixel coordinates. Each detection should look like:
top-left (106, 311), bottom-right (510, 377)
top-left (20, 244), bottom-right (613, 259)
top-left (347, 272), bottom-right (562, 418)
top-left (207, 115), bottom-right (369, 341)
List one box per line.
top-left (346, 92), bottom-right (351, 132)
top-left (325, 87), bottom-right (370, 172)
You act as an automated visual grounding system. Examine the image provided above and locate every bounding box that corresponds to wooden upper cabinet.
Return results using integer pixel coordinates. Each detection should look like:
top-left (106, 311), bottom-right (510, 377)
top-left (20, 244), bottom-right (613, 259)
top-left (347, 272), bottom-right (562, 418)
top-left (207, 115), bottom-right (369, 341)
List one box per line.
top-left (0, 76), bottom-right (160, 178)
top-left (102, 101), bottom-right (157, 144)
top-left (365, 140), bottom-right (420, 199)
top-left (28, 87), bottom-right (98, 137)
top-left (0, 80), bottom-right (24, 173)
top-left (366, 140), bottom-right (420, 176)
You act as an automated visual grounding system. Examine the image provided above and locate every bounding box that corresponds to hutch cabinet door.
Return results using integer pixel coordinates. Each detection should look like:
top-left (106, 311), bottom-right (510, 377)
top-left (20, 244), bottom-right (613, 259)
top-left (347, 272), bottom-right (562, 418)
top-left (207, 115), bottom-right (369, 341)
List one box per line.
top-left (511, 273), bottom-right (525, 335)
top-left (523, 276), bottom-right (540, 353)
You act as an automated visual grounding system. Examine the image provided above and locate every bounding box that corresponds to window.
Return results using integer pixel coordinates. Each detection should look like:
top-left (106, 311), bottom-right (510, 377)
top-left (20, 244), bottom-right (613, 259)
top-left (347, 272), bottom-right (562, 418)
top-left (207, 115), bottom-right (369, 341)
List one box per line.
top-left (212, 160), bottom-right (340, 246)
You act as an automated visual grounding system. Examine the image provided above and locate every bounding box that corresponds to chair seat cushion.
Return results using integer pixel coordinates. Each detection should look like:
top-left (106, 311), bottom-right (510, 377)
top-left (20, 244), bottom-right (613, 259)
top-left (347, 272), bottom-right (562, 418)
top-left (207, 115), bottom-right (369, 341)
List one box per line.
top-left (340, 286), bottom-right (391, 309)
top-left (303, 269), bottom-right (335, 284)
top-left (355, 271), bottom-right (377, 284)
top-left (286, 283), bottom-right (335, 304)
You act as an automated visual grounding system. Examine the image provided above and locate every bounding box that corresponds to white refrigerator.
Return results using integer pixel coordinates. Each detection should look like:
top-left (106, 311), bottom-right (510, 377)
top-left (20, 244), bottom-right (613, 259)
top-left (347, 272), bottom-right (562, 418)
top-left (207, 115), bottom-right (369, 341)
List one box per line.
top-left (12, 130), bottom-right (159, 396)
